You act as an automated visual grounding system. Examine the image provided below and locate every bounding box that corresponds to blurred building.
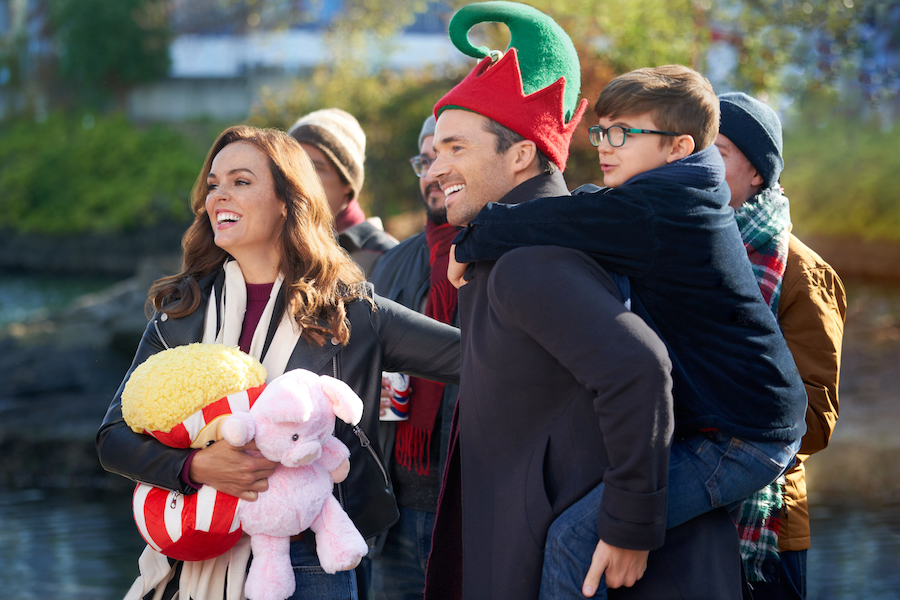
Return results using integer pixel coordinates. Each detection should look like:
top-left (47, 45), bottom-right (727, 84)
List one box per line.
top-left (0, 0), bottom-right (462, 122)
top-left (129, 0), bottom-right (461, 121)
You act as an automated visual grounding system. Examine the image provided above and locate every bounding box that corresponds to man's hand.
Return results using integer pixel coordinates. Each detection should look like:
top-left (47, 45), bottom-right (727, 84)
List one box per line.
top-left (582, 539), bottom-right (648, 597)
top-left (379, 373), bottom-right (394, 417)
top-left (447, 244), bottom-right (468, 289)
top-left (189, 439), bottom-right (277, 501)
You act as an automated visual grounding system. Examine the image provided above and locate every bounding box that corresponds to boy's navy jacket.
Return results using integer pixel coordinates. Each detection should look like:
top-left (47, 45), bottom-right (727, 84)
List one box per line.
top-left (454, 146), bottom-right (807, 443)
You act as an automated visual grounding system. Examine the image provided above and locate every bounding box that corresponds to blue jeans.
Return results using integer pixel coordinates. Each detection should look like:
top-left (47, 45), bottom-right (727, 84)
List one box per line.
top-left (666, 432), bottom-right (799, 528)
top-left (540, 483), bottom-right (608, 600)
top-left (540, 433), bottom-right (800, 598)
top-left (287, 539), bottom-right (359, 600)
top-left (371, 507), bottom-right (436, 600)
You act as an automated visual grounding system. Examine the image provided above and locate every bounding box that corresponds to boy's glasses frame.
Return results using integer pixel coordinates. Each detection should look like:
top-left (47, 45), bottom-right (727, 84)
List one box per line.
top-left (588, 125), bottom-right (681, 147)
top-left (409, 154), bottom-right (434, 178)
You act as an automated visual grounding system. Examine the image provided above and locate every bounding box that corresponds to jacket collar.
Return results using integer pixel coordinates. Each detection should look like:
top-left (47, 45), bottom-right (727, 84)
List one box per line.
top-left (497, 170), bottom-right (570, 206)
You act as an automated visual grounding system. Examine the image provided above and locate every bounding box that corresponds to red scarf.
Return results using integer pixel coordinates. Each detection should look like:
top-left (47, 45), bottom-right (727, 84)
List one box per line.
top-left (394, 221), bottom-right (460, 476)
top-left (333, 199), bottom-right (365, 233)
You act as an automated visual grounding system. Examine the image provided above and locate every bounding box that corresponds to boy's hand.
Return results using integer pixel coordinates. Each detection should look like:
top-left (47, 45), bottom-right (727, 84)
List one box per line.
top-left (582, 539), bottom-right (648, 597)
top-left (447, 244), bottom-right (468, 289)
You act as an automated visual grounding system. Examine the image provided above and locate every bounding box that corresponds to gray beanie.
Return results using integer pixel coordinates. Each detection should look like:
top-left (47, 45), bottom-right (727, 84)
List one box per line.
top-left (288, 108), bottom-right (366, 200)
top-left (418, 115), bottom-right (437, 151)
top-left (718, 92), bottom-right (784, 189)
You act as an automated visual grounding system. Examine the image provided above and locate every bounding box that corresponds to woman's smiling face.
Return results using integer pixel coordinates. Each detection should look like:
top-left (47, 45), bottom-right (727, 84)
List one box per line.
top-left (205, 141), bottom-right (287, 266)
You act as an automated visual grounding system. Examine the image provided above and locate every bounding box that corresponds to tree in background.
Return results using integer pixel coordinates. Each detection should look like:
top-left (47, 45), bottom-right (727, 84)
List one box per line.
top-left (50, 0), bottom-right (171, 107)
top-left (250, 0), bottom-right (896, 225)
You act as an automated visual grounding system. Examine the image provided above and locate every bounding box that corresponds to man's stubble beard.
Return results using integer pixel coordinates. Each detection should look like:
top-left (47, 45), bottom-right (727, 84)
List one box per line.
top-left (421, 184), bottom-right (448, 225)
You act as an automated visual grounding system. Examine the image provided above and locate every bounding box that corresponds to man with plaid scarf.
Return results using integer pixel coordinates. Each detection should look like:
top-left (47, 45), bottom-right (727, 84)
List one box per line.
top-left (717, 92), bottom-right (847, 600)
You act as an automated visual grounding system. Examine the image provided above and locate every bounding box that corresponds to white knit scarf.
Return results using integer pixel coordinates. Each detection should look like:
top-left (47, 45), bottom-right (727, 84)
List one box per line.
top-left (125, 260), bottom-right (303, 600)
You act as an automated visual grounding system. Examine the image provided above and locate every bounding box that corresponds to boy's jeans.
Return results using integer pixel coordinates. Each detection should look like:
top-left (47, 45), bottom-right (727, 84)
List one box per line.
top-left (538, 433), bottom-right (800, 600)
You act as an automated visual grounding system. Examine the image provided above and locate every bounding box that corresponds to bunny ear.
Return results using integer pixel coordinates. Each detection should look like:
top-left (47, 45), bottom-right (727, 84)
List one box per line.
top-left (318, 375), bottom-right (364, 425)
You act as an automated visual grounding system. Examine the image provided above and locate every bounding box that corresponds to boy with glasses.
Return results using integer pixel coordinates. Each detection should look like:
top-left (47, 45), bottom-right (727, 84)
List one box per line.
top-left (450, 65), bottom-right (807, 598)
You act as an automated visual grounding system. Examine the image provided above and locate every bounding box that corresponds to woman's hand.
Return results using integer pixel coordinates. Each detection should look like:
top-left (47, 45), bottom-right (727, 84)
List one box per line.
top-left (189, 439), bottom-right (277, 501)
top-left (447, 244), bottom-right (469, 289)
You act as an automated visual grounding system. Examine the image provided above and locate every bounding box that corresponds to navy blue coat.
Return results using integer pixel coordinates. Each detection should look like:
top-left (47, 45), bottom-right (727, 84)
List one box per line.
top-left (454, 147), bottom-right (807, 443)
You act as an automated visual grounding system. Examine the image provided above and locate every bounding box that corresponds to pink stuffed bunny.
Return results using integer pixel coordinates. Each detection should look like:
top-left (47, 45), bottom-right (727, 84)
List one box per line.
top-left (222, 369), bottom-right (369, 600)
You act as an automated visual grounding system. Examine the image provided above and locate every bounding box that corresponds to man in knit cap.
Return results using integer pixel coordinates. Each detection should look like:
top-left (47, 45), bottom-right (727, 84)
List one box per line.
top-left (367, 114), bottom-right (458, 600)
top-left (420, 4), bottom-right (684, 599)
top-left (289, 108), bottom-right (397, 277)
top-left (717, 92), bottom-right (846, 599)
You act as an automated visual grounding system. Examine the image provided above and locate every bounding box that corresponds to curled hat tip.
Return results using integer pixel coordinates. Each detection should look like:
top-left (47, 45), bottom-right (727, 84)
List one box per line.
top-left (448, 1), bottom-right (551, 59)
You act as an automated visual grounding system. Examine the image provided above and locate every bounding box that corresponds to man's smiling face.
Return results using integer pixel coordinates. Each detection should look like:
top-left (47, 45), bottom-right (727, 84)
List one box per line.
top-left (430, 109), bottom-right (521, 227)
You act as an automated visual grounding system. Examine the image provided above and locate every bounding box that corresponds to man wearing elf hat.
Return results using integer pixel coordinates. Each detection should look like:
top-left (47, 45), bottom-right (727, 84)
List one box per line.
top-left (422, 3), bottom-right (671, 598)
top-left (422, 4), bottom-right (746, 600)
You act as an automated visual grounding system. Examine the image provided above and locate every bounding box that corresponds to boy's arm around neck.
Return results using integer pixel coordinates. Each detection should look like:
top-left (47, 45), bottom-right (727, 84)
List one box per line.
top-left (453, 185), bottom-right (656, 279)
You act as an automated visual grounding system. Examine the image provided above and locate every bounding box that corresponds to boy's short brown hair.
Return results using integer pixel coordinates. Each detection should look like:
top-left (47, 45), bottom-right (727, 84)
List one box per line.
top-left (593, 65), bottom-right (719, 152)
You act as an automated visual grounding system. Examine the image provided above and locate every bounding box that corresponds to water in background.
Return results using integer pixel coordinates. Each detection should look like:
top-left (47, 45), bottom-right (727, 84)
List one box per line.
top-left (0, 272), bottom-right (119, 330)
top-left (0, 487), bottom-right (898, 600)
top-left (807, 500), bottom-right (900, 599)
top-left (0, 489), bottom-right (145, 600)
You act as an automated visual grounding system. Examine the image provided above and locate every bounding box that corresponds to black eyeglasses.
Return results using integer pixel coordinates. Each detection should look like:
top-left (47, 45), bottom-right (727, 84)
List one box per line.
top-left (588, 125), bottom-right (681, 147)
top-left (409, 154), bottom-right (435, 178)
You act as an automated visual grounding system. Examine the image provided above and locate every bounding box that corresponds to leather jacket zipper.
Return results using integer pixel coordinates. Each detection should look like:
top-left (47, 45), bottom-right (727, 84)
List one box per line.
top-left (331, 355), bottom-right (392, 500)
top-left (153, 314), bottom-right (172, 350)
top-left (333, 356), bottom-right (348, 510)
top-left (353, 424), bottom-right (390, 486)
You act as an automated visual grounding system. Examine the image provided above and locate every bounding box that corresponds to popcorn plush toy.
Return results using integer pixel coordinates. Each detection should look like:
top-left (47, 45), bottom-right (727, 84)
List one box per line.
top-left (221, 368), bottom-right (369, 600)
top-left (121, 342), bottom-right (268, 561)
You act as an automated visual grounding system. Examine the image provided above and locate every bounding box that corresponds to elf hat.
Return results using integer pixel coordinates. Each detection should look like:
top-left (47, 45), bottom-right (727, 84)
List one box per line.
top-left (434, 1), bottom-right (588, 171)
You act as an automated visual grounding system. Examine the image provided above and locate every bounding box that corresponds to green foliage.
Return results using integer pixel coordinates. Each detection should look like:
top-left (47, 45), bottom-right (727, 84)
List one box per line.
top-left (783, 94), bottom-right (900, 241)
top-left (0, 112), bottom-right (207, 234)
top-left (50, 0), bottom-right (171, 96)
top-left (252, 61), bottom-right (466, 218)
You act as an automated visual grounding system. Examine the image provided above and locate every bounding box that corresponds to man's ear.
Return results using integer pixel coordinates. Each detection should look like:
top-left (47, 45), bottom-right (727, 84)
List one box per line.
top-left (510, 140), bottom-right (539, 175)
top-left (666, 134), bottom-right (695, 163)
top-left (750, 169), bottom-right (764, 189)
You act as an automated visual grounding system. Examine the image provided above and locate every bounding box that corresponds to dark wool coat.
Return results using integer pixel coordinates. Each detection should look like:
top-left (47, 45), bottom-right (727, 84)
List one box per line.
top-left (426, 172), bottom-right (674, 600)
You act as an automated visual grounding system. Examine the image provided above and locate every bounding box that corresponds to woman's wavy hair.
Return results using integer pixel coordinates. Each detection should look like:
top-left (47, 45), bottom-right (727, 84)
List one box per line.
top-left (147, 125), bottom-right (367, 346)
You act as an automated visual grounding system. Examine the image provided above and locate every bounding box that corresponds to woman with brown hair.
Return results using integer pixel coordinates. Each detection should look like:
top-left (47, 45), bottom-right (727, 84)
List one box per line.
top-left (97, 125), bottom-right (459, 600)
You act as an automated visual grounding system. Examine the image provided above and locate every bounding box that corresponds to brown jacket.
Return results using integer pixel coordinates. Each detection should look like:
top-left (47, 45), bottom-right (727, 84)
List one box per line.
top-left (776, 234), bottom-right (847, 551)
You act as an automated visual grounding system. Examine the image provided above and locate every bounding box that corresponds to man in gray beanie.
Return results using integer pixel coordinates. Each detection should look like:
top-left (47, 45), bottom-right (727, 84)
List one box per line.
top-left (367, 114), bottom-right (458, 600)
top-left (289, 108), bottom-right (396, 277)
top-left (716, 92), bottom-right (846, 599)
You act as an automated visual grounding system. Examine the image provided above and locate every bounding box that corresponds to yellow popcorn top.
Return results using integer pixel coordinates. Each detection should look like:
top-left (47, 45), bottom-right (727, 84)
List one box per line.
top-left (121, 343), bottom-right (267, 433)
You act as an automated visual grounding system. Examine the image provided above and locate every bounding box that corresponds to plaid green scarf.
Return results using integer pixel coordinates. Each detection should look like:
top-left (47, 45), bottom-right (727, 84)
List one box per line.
top-left (733, 187), bottom-right (792, 582)
top-left (737, 476), bottom-right (786, 582)
top-left (734, 187), bottom-right (791, 313)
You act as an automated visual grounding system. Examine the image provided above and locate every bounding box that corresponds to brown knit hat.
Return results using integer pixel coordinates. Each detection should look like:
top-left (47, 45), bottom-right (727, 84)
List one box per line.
top-left (288, 108), bottom-right (366, 200)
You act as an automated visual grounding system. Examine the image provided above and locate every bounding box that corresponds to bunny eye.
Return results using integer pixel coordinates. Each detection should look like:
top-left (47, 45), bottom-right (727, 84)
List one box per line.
top-left (292, 434), bottom-right (299, 441)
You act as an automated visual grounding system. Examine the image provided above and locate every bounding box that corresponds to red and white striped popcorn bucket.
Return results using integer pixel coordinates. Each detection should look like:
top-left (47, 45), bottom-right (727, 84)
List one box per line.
top-left (131, 385), bottom-right (265, 561)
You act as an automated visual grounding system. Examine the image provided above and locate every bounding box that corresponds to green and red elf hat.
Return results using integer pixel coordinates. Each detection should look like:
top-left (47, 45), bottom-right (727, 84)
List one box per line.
top-left (434, 1), bottom-right (588, 171)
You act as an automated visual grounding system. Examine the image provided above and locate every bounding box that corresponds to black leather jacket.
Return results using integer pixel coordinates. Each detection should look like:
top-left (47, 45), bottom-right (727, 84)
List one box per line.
top-left (96, 269), bottom-right (460, 540)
